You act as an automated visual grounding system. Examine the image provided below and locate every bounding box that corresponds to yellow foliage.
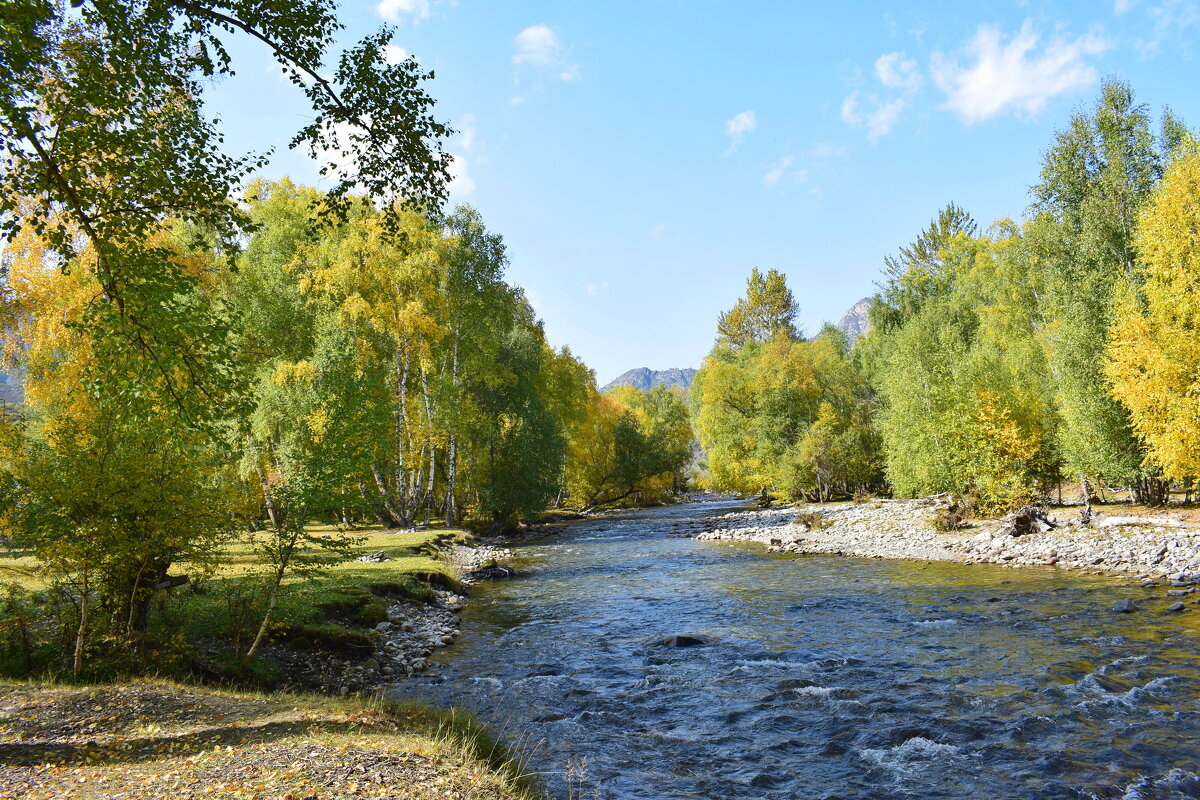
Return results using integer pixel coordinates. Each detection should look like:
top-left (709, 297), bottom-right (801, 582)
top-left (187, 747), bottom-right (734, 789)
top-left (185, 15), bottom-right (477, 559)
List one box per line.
top-left (272, 360), bottom-right (318, 385)
top-left (1108, 150), bottom-right (1200, 481)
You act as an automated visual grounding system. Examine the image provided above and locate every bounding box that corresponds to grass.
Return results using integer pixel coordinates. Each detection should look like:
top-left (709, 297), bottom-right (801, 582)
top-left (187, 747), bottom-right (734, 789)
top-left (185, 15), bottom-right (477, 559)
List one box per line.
top-left (0, 523), bottom-right (479, 682)
top-left (0, 678), bottom-right (539, 799)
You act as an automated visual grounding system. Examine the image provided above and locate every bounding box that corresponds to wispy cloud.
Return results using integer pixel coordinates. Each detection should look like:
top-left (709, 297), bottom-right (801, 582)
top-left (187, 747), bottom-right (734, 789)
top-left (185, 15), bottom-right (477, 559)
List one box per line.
top-left (724, 110), bottom-right (757, 154)
top-left (381, 45), bottom-right (409, 65)
top-left (1136, 0), bottom-right (1200, 58)
top-left (810, 141), bottom-right (849, 159)
top-left (447, 153), bottom-right (475, 198)
top-left (841, 92), bottom-right (906, 143)
top-left (932, 20), bottom-right (1108, 123)
top-left (840, 51), bottom-right (921, 143)
top-left (513, 24), bottom-right (561, 65)
top-left (584, 281), bottom-right (609, 296)
top-left (376, 0), bottom-right (430, 23)
top-left (875, 51), bottom-right (922, 91)
top-left (762, 155), bottom-right (810, 188)
top-left (512, 24), bottom-right (579, 83)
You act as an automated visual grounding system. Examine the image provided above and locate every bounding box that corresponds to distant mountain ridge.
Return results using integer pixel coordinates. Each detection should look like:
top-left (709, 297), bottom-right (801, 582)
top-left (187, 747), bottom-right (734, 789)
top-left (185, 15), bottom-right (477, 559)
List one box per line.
top-left (601, 367), bottom-right (697, 395)
top-left (836, 297), bottom-right (872, 345)
top-left (602, 299), bottom-right (871, 395)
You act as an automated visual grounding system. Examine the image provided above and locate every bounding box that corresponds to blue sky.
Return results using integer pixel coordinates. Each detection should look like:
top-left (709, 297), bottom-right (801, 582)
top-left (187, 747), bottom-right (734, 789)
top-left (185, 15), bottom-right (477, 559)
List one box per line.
top-left (206, 0), bottom-right (1200, 384)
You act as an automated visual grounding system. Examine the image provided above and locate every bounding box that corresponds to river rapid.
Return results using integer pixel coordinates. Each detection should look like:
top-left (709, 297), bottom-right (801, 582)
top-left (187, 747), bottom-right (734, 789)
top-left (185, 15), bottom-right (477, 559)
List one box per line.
top-left (395, 499), bottom-right (1200, 799)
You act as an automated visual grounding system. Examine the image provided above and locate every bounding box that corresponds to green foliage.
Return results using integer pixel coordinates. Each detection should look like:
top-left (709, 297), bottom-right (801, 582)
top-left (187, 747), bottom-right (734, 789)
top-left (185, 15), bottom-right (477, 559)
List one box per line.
top-left (1027, 78), bottom-right (1181, 499)
top-left (566, 384), bottom-right (694, 509)
top-left (716, 267), bottom-right (799, 347)
top-left (692, 271), bottom-right (883, 501)
top-left (864, 219), bottom-right (1061, 512)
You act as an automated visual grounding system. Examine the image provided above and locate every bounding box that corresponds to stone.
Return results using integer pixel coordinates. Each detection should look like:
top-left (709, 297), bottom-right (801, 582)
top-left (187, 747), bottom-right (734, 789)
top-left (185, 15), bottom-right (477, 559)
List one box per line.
top-left (1166, 602), bottom-right (1186, 613)
top-left (658, 634), bottom-right (709, 648)
top-left (1111, 598), bottom-right (1137, 613)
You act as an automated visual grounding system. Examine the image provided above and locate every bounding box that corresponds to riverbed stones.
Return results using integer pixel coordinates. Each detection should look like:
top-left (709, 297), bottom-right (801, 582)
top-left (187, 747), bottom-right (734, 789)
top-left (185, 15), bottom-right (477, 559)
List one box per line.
top-left (1166, 602), bottom-right (1187, 613)
top-left (701, 499), bottom-right (1200, 581)
top-left (1112, 598), bottom-right (1137, 613)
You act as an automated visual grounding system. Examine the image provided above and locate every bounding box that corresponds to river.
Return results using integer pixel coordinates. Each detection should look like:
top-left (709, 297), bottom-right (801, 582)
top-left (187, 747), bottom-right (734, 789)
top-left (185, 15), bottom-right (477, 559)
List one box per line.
top-left (396, 498), bottom-right (1200, 799)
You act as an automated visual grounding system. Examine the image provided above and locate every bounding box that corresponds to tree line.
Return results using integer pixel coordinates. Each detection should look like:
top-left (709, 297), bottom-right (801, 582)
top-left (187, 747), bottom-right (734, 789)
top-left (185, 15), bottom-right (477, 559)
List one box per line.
top-left (692, 80), bottom-right (1200, 515)
top-left (0, 2), bottom-right (692, 675)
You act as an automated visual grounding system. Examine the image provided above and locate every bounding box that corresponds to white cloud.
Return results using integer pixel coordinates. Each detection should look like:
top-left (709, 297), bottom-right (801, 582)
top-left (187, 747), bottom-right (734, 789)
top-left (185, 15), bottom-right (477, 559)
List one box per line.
top-left (762, 156), bottom-right (810, 188)
top-left (841, 92), bottom-right (906, 143)
top-left (724, 110), bottom-right (757, 154)
top-left (840, 51), bottom-right (921, 143)
top-left (875, 51), bottom-right (922, 91)
top-left (447, 153), bottom-right (475, 198)
top-left (1137, 1), bottom-right (1200, 58)
top-left (510, 95), bottom-right (526, 106)
top-left (512, 24), bottom-right (579, 83)
top-left (810, 141), bottom-right (849, 159)
top-left (456, 113), bottom-right (477, 152)
top-left (513, 24), bottom-right (561, 66)
top-left (584, 281), bottom-right (608, 296)
top-left (376, 0), bottom-right (430, 23)
top-left (382, 45), bottom-right (409, 65)
top-left (932, 20), bottom-right (1108, 123)
top-left (1115, 0), bottom-right (1136, 12)
top-left (763, 155), bottom-right (792, 186)
top-left (651, 222), bottom-right (666, 238)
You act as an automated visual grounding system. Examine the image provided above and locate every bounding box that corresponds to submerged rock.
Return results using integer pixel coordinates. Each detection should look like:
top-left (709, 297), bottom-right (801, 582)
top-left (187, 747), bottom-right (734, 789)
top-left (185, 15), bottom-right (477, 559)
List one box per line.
top-left (1111, 598), bottom-right (1137, 613)
top-left (658, 634), bottom-right (710, 648)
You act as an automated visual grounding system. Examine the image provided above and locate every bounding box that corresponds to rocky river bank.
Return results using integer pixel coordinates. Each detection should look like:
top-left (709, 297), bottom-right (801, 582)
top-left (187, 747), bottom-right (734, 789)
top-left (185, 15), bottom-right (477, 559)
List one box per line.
top-left (286, 537), bottom-right (517, 696)
top-left (696, 498), bottom-right (1200, 598)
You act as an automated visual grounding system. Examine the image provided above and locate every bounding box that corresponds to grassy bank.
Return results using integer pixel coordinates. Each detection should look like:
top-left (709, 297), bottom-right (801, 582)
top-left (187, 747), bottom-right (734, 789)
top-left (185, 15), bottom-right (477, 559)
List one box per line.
top-left (0, 524), bottom-right (475, 688)
top-left (0, 679), bottom-right (536, 800)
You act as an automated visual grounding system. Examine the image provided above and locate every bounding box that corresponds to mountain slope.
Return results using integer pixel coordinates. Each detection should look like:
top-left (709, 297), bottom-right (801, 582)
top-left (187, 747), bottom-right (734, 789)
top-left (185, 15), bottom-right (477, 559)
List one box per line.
top-left (836, 297), bottom-right (872, 345)
top-left (601, 367), bottom-right (697, 395)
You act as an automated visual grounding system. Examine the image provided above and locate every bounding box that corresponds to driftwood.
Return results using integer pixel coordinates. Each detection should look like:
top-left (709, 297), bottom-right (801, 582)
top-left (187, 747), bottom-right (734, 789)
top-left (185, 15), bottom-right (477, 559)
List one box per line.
top-left (999, 506), bottom-right (1057, 537)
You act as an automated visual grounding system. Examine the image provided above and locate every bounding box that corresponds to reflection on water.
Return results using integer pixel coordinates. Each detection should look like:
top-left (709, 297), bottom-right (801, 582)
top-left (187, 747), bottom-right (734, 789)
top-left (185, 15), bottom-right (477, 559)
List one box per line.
top-left (393, 500), bottom-right (1200, 799)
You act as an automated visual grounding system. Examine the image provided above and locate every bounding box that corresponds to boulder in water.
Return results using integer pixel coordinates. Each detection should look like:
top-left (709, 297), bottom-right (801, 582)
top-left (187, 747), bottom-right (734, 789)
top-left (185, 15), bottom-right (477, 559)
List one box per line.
top-left (658, 634), bottom-right (709, 648)
top-left (1111, 598), bottom-right (1137, 613)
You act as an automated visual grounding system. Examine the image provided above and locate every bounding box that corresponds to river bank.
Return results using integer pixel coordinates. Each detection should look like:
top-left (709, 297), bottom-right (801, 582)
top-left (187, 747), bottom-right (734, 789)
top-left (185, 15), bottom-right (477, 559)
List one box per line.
top-left (0, 680), bottom-right (534, 800)
top-left (695, 497), bottom-right (1200, 591)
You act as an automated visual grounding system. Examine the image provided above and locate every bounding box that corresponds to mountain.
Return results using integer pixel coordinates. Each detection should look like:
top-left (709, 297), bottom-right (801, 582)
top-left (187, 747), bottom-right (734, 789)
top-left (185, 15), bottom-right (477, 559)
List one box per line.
top-left (601, 367), bottom-right (697, 395)
top-left (0, 367), bottom-right (23, 406)
top-left (835, 297), bottom-right (872, 345)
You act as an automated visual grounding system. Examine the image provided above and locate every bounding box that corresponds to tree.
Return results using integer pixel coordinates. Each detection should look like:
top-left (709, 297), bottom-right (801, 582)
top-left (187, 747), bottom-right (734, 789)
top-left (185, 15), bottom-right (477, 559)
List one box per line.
top-left (716, 268), bottom-right (799, 348)
top-left (1028, 78), bottom-right (1176, 503)
top-left (0, 223), bottom-right (233, 673)
top-left (865, 220), bottom-right (1060, 511)
top-left (1108, 149), bottom-right (1200, 483)
top-left (0, 1), bottom-right (451, 423)
top-left (693, 270), bottom-right (882, 502)
top-left (869, 203), bottom-right (978, 333)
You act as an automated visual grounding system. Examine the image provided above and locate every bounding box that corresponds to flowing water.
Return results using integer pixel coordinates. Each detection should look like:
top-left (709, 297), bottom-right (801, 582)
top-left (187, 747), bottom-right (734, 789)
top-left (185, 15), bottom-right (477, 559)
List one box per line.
top-left (395, 499), bottom-right (1200, 799)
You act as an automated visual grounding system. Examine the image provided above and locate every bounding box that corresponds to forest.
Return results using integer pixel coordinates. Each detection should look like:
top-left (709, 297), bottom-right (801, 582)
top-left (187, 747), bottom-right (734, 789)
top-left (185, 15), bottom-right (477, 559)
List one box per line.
top-left (0, 2), bottom-right (691, 679)
top-left (692, 79), bottom-right (1200, 517)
